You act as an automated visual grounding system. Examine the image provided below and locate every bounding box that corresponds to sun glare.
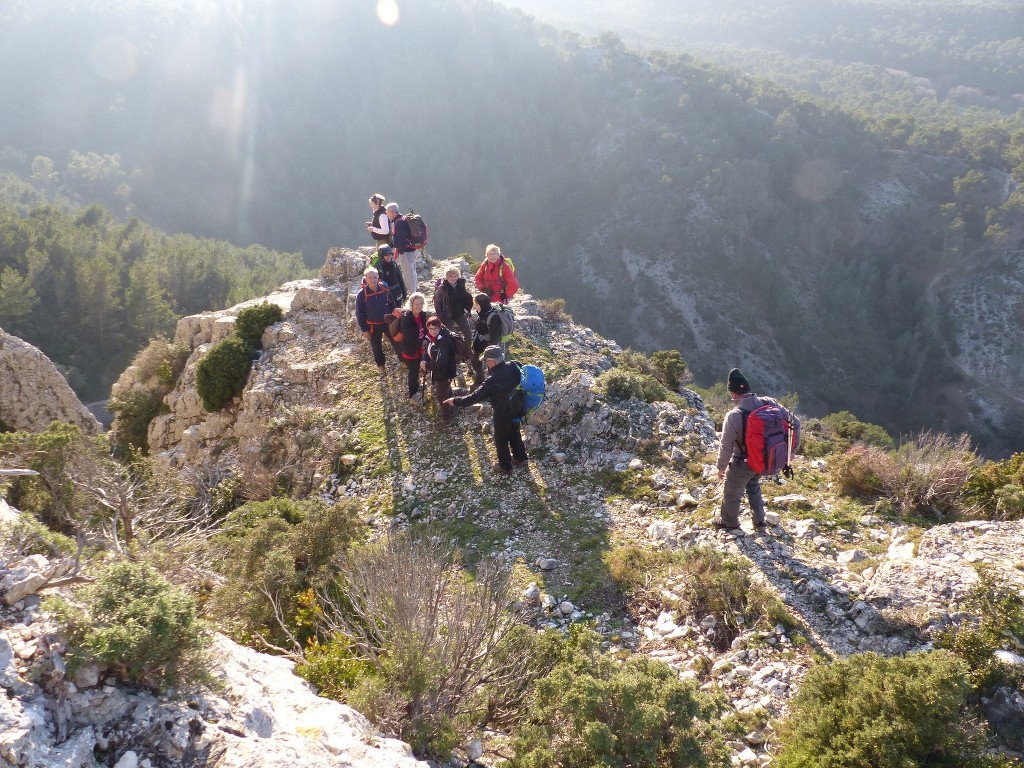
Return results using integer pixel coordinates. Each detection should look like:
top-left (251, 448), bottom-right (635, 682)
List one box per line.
top-left (376, 0), bottom-right (400, 26)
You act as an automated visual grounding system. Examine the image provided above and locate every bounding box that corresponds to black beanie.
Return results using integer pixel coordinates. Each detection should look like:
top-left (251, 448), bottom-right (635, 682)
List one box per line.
top-left (727, 368), bottom-right (751, 394)
top-left (475, 293), bottom-right (492, 312)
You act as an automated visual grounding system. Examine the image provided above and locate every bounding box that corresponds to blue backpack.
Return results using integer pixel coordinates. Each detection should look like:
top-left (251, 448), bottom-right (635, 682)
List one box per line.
top-left (509, 363), bottom-right (546, 424)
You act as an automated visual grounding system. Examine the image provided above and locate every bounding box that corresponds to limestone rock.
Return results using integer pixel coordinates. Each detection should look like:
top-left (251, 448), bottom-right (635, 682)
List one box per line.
top-left (0, 328), bottom-right (100, 434)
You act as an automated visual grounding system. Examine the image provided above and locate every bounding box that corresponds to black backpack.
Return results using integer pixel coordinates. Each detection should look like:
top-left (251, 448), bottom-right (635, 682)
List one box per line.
top-left (404, 211), bottom-right (428, 250)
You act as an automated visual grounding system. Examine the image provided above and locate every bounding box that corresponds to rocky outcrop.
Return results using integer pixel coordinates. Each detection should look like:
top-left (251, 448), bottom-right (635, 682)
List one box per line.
top-left (0, 329), bottom-right (100, 434)
top-left (0, 500), bottom-right (428, 768)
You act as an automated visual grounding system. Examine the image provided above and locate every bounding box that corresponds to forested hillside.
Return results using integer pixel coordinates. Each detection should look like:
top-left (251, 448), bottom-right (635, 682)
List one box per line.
top-left (2, 0), bottom-right (1024, 452)
top-left (0, 175), bottom-right (307, 399)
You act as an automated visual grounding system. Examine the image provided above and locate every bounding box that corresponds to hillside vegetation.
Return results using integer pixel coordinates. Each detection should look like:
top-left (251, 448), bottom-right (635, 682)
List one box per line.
top-left (1, 252), bottom-right (1022, 765)
top-left (1, 0), bottom-right (1023, 453)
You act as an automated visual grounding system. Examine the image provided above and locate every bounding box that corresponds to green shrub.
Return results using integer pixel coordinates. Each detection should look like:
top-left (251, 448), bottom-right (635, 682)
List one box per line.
top-left (962, 452), bottom-right (1024, 521)
top-left (108, 388), bottom-right (166, 457)
top-left (650, 349), bottom-right (689, 389)
top-left (0, 422), bottom-right (88, 530)
top-left (46, 560), bottom-right (208, 690)
top-left (234, 301), bottom-right (284, 349)
top-left (936, 573), bottom-right (1024, 693)
top-left (195, 336), bottom-right (253, 412)
top-left (536, 297), bottom-right (572, 324)
top-left (776, 651), bottom-right (987, 768)
top-left (509, 625), bottom-right (728, 768)
top-left (209, 498), bottom-right (363, 646)
top-left (596, 367), bottom-right (670, 403)
top-left (822, 410), bottom-right (895, 451)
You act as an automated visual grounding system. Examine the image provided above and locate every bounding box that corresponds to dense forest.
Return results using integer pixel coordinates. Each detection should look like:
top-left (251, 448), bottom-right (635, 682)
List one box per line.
top-left (1, 0), bottom-right (1024, 453)
top-left (0, 174), bottom-right (307, 399)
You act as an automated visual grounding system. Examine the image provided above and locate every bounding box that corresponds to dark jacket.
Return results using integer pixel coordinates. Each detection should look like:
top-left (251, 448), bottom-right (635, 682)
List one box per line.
top-left (398, 310), bottom-right (426, 360)
top-left (374, 256), bottom-right (407, 305)
top-left (422, 328), bottom-right (456, 382)
top-left (355, 278), bottom-right (397, 332)
top-left (453, 360), bottom-right (520, 420)
top-left (433, 278), bottom-right (473, 326)
top-left (472, 310), bottom-right (504, 353)
top-left (392, 216), bottom-right (415, 254)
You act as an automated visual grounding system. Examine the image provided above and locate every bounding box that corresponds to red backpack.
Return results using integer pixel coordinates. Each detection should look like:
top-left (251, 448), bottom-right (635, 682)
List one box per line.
top-left (742, 401), bottom-right (800, 476)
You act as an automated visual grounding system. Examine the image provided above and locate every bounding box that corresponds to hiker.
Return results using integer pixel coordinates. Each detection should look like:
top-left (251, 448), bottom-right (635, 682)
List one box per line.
top-left (421, 314), bottom-right (456, 423)
top-left (365, 193), bottom-right (390, 244)
top-left (470, 293), bottom-right (505, 387)
top-left (373, 244), bottom-right (407, 307)
top-left (444, 345), bottom-right (528, 475)
top-left (386, 202), bottom-right (418, 297)
top-left (433, 265), bottom-right (474, 352)
top-left (474, 244), bottom-right (518, 304)
top-left (713, 368), bottom-right (795, 531)
top-left (397, 292), bottom-right (428, 402)
top-left (355, 266), bottom-right (398, 373)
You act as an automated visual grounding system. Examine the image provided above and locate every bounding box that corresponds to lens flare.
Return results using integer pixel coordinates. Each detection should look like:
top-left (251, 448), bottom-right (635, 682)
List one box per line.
top-left (376, 0), bottom-right (399, 26)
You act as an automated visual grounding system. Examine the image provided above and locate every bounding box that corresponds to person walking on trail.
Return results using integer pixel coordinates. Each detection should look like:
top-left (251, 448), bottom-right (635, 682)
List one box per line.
top-left (473, 244), bottom-right (518, 305)
top-left (397, 292), bottom-right (428, 402)
top-left (373, 245), bottom-right (407, 307)
top-left (712, 368), bottom-right (794, 531)
top-left (469, 293), bottom-right (505, 388)
top-left (433, 265), bottom-right (474, 350)
top-left (355, 267), bottom-right (398, 373)
top-left (365, 193), bottom-right (390, 244)
top-left (444, 345), bottom-right (528, 475)
top-left (386, 202), bottom-right (418, 297)
top-left (421, 315), bottom-right (456, 423)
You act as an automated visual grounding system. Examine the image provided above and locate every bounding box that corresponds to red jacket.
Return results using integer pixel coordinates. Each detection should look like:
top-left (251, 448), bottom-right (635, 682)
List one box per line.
top-left (474, 257), bottom-right (519, 304)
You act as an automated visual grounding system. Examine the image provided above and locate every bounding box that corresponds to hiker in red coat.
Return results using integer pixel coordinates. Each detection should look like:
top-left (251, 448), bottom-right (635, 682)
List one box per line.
top-left (473, 244), bottom-right (518, 304)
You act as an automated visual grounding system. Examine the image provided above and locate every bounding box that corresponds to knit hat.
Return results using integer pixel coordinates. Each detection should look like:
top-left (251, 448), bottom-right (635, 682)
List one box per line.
top-left (482, 345), bottom-right (504, 363)
top-left (377, 244), bottom-right (394, 257)
top-left (475, 293), bottom-right (492, 312)
top-left (727, 368), bottom-right (751, 394)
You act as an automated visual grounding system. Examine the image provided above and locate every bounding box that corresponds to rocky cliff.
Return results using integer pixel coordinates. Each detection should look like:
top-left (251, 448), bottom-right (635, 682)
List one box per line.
top-left (0, 329), bottom-right (100, 435)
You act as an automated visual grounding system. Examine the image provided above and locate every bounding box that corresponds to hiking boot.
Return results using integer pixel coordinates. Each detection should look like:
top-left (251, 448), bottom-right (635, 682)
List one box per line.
top-left (377, 364), bottom-right (387, 374)
top-left (711, 518), bottom-right (741, 531)
top-left (491, 463), bottom-right (512, 476)
top-left (512, 458), bottom-right (529, 470)
top-left (409, 391), bottom-right (424, 405)
top-left (753, 520), bottom-right (769, 531)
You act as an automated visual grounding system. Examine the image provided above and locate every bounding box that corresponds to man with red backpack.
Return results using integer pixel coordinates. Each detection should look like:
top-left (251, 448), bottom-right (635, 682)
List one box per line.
top-left (385, 202), bottom-right (424, 298)
top-left (712, 368), bottom-right (800, 532)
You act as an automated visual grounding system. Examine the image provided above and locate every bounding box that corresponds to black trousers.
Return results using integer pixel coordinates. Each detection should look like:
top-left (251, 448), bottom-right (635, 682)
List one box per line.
top-left (369, 323), bottom-right (400, 366)
top-left (493, 415), bottom-right (527, 470)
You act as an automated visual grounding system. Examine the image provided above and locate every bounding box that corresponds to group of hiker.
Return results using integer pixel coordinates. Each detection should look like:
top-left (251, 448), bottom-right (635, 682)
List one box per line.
top-left (357, 194), bottom-right (527, 474)
top-left (357, 193), bottom-right (801, 508)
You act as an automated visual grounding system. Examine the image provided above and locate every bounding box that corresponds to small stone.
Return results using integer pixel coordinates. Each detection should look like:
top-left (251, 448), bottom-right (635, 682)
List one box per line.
top-left (339, 454), bottom-right (358, 466)
top-left (523, 583), bottom-right (541, 601)
top-left (466, 739), bottom-right (483, 761)
top-left (535, 557), bottom-right (557, 571)
top-left (74, 664), bottom-right (100, 689)
top-left (628, 458), bottom-right (643, 470)
top-left (114, 752), bottom-right (140, 768)
top-left (764, 511), bottom-right (781, 526)
top-left (558, 601), bottom-right (575, 616)
top-left (994, 650), bottom-right (1024, 666)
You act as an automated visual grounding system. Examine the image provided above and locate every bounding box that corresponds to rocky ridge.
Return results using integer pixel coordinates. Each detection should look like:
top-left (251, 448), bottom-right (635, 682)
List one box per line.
top-left (5, 247), bottom-right (1024, 766)
top-left (0, 328), bottom-right (100, 435)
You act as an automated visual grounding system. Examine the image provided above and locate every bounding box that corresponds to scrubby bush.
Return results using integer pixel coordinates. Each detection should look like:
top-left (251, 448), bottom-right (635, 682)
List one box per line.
top-left (606, 544), bottom-right (796, 651)
top-left (536, 297), bottom-right (572, 324)
top-left (650, 349), bottom-right (689, 389)
top-left (108, 388), bottom-right (165, 457)
top-left (936, 573), bottom-right (1024, 693)
top-left (596, 367), bottom-right (670, 403)
top-left (833, 431), bottom-right (976, 516)
top-left (195, 336), bottom-right (253, 412)
top-left (0, 422), bottom-right (88, 530)
top-left (46, 560), bottom-right (208, 690)
top-left (822, 410), bottom-right (895, 451)
top-left (509, 625), bottom-right (728, 768)
top-left (209, 497), bottom-right (363, 647)
top-left (776, 651), bottom-right (988, 768)
top-left (309, 536), bottom-right (543, 761)
top-left (962, 452), bottom-right (1024, 521)
top-left (108, 338), bottom-right (189, 457)
top-left (234, 301), bottom-right (284, 349)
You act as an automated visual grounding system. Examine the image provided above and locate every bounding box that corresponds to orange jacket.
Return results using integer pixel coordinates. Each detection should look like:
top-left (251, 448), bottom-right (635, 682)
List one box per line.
top-left (474, 257), bottom-right (519, 304)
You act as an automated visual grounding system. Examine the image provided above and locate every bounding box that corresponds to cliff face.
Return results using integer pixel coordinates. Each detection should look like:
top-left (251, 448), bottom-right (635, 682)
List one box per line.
top-left (0, 329), bottom-right (100, 435)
